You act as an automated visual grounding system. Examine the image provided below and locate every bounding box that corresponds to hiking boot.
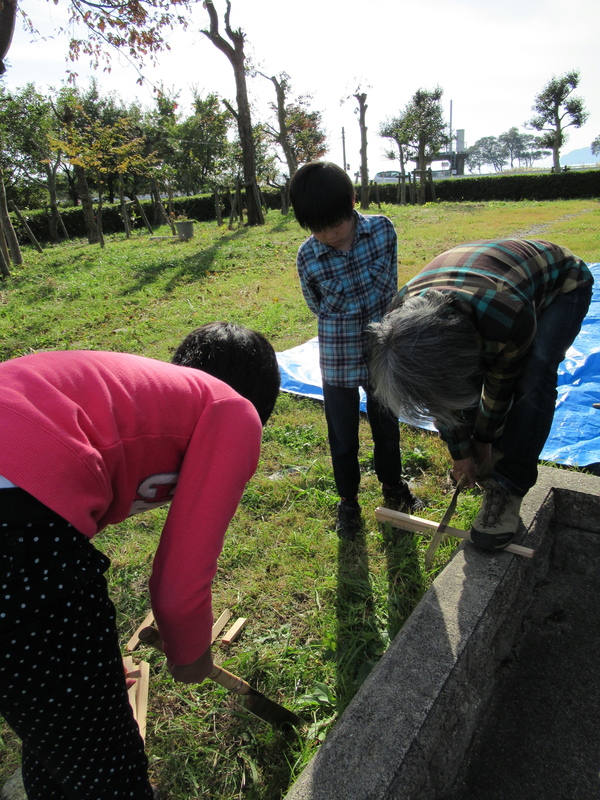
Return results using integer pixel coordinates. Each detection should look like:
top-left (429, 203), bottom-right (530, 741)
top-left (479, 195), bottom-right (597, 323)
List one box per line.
top-left (382, 481), bottom-right (425, 513)
top-left (336, 498), bottom-right (362, 541)
top-left (470, 479), bottom-right (522, 551)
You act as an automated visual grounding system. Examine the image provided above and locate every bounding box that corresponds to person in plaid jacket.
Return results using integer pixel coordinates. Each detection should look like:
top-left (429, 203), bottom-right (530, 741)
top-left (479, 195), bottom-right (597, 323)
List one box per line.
top-left (289, 161), bottom-right (422, 540)
top-left (369, 238), bottom-right (592, 550)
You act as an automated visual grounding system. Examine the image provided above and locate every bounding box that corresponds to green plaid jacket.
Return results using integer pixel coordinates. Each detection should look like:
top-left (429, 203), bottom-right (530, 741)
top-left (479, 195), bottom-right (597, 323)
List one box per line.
top-left (392, 239), bottom-right (593, 458)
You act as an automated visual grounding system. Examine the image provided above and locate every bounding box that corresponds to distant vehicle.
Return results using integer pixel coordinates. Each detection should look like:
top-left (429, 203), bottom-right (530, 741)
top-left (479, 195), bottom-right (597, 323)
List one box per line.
top-left (373, 171), bottom-right (401, 184)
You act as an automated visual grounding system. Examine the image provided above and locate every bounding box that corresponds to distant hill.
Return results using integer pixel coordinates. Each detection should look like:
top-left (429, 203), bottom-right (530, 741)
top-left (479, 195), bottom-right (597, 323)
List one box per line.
top-left (560, 147), bottom-right (599, 166)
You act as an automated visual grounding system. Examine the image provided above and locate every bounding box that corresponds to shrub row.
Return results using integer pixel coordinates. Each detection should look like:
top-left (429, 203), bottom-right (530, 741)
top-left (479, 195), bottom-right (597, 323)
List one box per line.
top-left (9, 171), bottom-right (600, 246)
top-left (10, 193), bottom-right (228, 246)
top-left (371, 169), bottom-right (600, 204)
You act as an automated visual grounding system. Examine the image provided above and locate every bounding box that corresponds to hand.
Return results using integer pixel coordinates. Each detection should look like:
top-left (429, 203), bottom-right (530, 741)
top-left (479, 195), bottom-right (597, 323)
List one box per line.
top-left (168, 646), bottom-right (214, 685)
top-left (451, 457), bottom-right (477, 488)
top-left (123, 663), bottom-right (137, 690)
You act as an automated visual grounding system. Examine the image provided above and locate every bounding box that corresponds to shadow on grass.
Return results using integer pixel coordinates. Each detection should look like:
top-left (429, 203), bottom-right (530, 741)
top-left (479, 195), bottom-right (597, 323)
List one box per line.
top-left (380, 523), bottom-right (426, 641)
top-left (335, 529), bottom-right (386, 713)
top-left (125, 227), bottom-right (251, 295)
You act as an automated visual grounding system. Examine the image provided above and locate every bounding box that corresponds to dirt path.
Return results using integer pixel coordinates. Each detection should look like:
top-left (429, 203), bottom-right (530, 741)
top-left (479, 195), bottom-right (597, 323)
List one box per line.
top-left (511, 207), bottom-right (595, 238)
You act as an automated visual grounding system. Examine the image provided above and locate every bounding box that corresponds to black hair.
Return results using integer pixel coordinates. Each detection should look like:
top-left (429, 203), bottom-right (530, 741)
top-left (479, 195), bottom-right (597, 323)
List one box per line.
top-left (172, 322), bottom-right (280, 425)
top-left (289, 161), bottom-right (356, 231)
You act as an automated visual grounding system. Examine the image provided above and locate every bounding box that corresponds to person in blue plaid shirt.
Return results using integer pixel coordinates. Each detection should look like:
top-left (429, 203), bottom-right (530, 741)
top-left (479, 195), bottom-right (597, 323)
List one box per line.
top-left (369, 239), bottom-right (593, 551)
top-left (289, 161), bottom-right (422, 540)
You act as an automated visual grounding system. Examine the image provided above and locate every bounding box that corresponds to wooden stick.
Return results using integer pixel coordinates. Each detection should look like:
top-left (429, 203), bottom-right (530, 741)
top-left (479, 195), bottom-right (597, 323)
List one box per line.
top-left (211, 609), bottom-right (233, 643)
top-left (375, 506), bottom-right (535, 559)
top-left (126, 611), bottom-right (156, 652)
top-left (136, 661), bottom-right (150, 741)
top-left (123, 656), bottom-right (150, 740)
top-left (221, 617), bottom-right (247, 647)
top-left (129, 608), bottom-right (233, 651)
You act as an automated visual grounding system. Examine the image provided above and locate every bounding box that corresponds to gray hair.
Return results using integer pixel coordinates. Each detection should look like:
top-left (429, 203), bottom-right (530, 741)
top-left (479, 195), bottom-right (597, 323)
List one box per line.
top-left (368, 290), bottom-right (483, 430)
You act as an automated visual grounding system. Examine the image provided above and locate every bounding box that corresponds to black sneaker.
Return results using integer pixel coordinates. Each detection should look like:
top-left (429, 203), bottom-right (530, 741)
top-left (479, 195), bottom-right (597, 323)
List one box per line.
top-left (382, 481), bottom-right (425, 513)
top-left (336, 499), bottom-right (362, 541)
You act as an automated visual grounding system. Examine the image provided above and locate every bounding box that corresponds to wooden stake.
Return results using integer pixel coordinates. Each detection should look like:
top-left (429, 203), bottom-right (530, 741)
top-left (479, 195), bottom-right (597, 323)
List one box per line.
top-left (221, 617), bottom-right (247, 647)
top-left (9, 201), bottom-right (43, 253)
top-left (126, 610), bottom-right (156, 652)
top-left (123, 656), bottom-right (150, 741)
top-left (129, 608), bottom-right (234, 651)
top-left (211, 609), bottom-right (233, 643)
top-left (375, 506), bottom-right (535, 559)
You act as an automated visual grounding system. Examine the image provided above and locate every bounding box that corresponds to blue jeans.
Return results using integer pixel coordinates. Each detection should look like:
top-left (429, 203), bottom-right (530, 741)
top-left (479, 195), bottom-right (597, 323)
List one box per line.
top-left (322, 381), bottom-right (402, 499)
top-left (493, 284), bottom-right (592, 495)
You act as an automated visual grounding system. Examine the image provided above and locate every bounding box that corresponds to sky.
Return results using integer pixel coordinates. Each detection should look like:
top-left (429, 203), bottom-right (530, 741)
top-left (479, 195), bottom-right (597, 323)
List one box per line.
top-left (4, 0), bottom-right (600, 175)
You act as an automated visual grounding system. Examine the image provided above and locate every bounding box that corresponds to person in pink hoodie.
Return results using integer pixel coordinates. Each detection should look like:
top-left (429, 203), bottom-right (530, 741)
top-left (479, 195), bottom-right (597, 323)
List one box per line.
top-left (0, 322), bottom-right (280, 800)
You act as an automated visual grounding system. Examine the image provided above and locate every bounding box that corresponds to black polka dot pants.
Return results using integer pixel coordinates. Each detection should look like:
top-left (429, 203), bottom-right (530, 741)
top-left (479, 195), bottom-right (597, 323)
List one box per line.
top-left (0, 490), bottom-right (154, 800)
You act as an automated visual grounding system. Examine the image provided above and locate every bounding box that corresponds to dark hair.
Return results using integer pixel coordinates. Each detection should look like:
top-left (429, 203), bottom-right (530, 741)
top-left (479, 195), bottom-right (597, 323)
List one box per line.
top-left (369, 290), bottom-right (484, 430)
top-left (289, 161), bottom-right (355, 231)
top-left (172, 322), bottom-right (280, 425)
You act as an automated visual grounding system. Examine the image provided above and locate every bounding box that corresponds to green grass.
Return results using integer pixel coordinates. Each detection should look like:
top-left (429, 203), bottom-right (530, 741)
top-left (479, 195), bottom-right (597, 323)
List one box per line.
top-left (1, 199), bottom-right (598, 799)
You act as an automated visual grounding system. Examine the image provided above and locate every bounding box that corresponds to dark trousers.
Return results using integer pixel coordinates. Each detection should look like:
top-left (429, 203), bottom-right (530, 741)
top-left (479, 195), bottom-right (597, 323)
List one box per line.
top-left (0, 489), bottom-right (154, 800)
top-left (322, 382), bottom-right (402, 499)
top-left (494, 284), bottom-right (593, 494)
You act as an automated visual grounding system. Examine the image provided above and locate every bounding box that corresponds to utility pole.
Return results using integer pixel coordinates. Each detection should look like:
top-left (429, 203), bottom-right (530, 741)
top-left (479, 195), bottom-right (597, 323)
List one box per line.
top-left (342, 127), bottom-right (347, 172)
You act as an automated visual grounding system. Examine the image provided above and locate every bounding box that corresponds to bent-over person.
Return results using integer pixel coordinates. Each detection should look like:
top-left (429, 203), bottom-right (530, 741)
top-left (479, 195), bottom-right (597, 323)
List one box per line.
top-left (369, 239), bottom-right (593, 550)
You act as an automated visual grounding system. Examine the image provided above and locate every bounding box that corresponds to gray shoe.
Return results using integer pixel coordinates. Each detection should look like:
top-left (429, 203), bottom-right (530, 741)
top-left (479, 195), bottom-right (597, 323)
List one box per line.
top-left (470, 479), bottom-right (522, 551)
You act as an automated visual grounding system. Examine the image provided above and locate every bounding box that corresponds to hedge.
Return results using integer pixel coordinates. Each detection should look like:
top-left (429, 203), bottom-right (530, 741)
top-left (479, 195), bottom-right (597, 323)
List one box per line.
top-left (9, 170), bottom-right (600, 246)
top-left (371, 169), bottom-right (600, 204)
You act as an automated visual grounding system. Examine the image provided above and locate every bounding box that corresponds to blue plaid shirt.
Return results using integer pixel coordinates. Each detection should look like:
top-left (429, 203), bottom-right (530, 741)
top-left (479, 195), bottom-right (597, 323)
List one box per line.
top-left (297, 212), bottom-right (398, 386)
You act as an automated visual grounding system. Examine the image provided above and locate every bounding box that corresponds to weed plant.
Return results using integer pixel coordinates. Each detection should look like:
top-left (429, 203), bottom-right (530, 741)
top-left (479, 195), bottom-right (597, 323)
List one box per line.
top-left (0, 199), bottom-right (598, 798)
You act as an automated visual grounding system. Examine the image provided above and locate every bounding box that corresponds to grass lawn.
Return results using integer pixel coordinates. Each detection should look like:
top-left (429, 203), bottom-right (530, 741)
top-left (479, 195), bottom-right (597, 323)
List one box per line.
top-left (1, 198), bottom-right (598, 799)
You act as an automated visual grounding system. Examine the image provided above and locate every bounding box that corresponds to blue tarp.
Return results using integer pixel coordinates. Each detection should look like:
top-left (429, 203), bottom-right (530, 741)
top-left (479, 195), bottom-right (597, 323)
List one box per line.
top-left (276, 263), bottom-right (600, 467)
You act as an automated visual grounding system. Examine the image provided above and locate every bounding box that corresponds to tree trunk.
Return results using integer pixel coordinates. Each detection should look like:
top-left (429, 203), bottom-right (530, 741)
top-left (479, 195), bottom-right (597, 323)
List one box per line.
top-left (355, 93), bottom-right (370, 210)
top-left (75, 165), bottom-right (99, 243)
top-left (268, 74), bottom-right (298, 178)
top-left (202, 1), bottom-right (264, 225)
top-left (96, 182), bottom-right (105, 249)
top-left (0, 213), bottom-right (11, 276)
top-left (416, 141), bottom-right (428, 204)
top-left (0, 167), bottom-right (22, 265)
top-left (119, 177), bottom-right (131, 238)
top-left (44, 163), bottom-right (63, 241)
top-left (0, 0), bottom-right (16, 75)
top-left (151, 177), bottom-right (174, 232)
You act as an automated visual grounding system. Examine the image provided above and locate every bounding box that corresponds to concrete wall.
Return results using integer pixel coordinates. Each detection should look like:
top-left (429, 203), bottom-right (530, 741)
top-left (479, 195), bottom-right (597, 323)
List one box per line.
top-left (285, 467), bottom-right (600, 800)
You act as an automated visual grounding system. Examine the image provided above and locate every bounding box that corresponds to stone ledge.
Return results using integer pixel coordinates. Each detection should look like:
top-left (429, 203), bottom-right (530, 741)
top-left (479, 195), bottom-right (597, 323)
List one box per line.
top-left (285, 466), bottom-right (600, 800)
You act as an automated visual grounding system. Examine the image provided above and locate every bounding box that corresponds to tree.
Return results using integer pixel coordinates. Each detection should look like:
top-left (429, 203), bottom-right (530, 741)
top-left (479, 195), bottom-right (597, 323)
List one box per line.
top-left (467, 137), bottom-right (507, 173)
top-left (526, 70), bottom-right (589, 172)
top-left (0, 83), bottom-right (68, 239)
top-left (0, 0), bottom-right (16, 75)
top-left (517, 134), bottom-right (551, 168)
top-left (201, 0), bottom-right (264, 225)
top-left (403, 87), bottom-right (449, 203)
top-left (259, 72), bottom-right (327, 180)
top-left (379, 115), bottom-right (415, 204)
top-left (53, 103), bottom-right (154, 246)
top-left (353, 90), bottom-right (370, 210)
top-left (498, 127), bottom-right (524, 169)
top-left (592, 135), bottom-right (600, 157)
top-left (11, 0), bottom-right (197, 76)
top-left (173, 92), bottom-right (233, 194)
top-left (2, 0), bottom-right (202, 262)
